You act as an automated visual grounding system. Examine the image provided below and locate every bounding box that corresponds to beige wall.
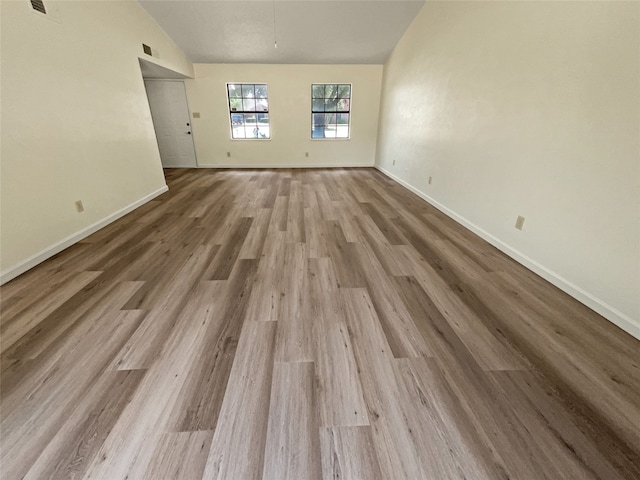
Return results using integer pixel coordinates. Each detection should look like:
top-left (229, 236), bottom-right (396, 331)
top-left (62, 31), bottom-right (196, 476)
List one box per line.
top-left (376, 1), bottom-right (640, 336)
top-left (185, 64), bottom-right (382, 167)
top-left (1, 1), bottom-right (193, 278)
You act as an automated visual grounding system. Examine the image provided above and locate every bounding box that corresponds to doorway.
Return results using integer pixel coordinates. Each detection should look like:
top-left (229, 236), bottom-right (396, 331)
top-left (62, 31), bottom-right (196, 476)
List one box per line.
top-left (143, 79), bottom-right (197, 168)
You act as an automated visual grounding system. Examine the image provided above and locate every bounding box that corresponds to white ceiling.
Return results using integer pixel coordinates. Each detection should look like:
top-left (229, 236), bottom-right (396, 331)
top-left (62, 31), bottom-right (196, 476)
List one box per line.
top-left (139, 0), bottom-right (425, 64)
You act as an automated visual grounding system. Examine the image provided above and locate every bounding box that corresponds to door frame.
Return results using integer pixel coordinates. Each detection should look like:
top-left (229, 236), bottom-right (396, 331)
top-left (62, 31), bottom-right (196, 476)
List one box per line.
top-left (143, 79), bottom-right (199, 168)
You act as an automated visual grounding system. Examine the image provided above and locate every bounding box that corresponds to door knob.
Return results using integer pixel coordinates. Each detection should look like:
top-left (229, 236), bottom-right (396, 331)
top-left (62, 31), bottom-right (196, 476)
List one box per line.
top-left (186, 131), bottom-right (191, 134)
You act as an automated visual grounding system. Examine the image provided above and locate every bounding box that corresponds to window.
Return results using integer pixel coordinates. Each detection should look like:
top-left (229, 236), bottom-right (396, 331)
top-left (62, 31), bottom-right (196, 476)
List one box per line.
top-left (311, 84), bottom-right (351, 139)
top-left (227, 83), bottom-right (270, 139)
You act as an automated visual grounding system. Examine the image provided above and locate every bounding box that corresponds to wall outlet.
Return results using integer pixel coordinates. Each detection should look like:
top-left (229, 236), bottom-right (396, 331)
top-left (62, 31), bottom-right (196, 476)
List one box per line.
top-left (305, 152), bottom-right (309, 157)
top-left (428, 176), bottom-right (432, 185)
top-left (226, 151), bottom-right (231, 157)
top-left (192, 112), bottom-right (200, 118)
top-left (515, 215), bottom-right (525, 230)
top-left (75, 200), bottom-right (84, 213)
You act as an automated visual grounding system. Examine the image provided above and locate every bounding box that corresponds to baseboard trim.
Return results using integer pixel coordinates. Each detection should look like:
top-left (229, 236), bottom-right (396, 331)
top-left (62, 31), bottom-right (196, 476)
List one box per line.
top-left (374, 165), bottom-right (640, 341)
top-left (197, 163), bottom-right (373, 169)
top-left (0, 185), bottom-right (169, 286)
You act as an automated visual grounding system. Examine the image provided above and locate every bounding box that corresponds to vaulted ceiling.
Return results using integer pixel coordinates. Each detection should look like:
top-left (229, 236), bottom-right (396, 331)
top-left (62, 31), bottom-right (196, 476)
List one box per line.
top-left (139, 0), bottom-right (425, 64)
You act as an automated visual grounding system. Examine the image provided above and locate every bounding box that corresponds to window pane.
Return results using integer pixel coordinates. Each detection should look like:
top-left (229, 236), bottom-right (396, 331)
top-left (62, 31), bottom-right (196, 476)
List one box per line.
top-left (228, 84), bottom-right (242, 98)
top-left (229, 97), bottom-right (242, 112)
top-left (324, 98), bottom-right (337, 112)
top-left (232, 122), bottom-right (246, 138)
top-left (312, 85), bottom-right (325, 98)
top-left (241, 84), bottom-right (255, 98)
top-left (336, 99), bottom-right (350, 112)
top-left (324, 84), bottom-right (338, 99)
top-left (325, 113), bottom-right (336, 125)
top-left (312, 113), bottom-right (325, 138)
top-left (243, 98), bottom-right (256, 112)
top-left (251, 125), bottom-right (267, 138)
top-left (256, 116), bottom-right (270, 138)
top-left (338, 84), bottom-right (351, 98)
top-left (256, 98), bottom-right (269, 112)
top-left (312, 113), bottom-right (325, 127)
top-left (312, 99), bottom-right (324, 112)
top-left (255, 84), bottom-right (268, 98)
top-left (336, 125), bottom-right (349, 138)
top-left (337, 113), bottom-right (349, 124)
top-left (256, 113), bottom-right (270, 138)
top-left (231, 113), bottom-right (243, 126)
top-left (324, 126), bottom-right (337, 138)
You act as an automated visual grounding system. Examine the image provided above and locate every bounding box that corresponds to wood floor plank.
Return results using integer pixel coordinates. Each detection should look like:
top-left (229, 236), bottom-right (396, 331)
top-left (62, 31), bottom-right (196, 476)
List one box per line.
top-left (4, 278), bottom-right (144, 364)
top-left (262, 361), bottom-right (322, 480)
top-left (273, 243), bottom-right (312, 362)
top-left (111, 245), bottom-right (218, 369)
top-left (319, 426), bottom-right (384, 480)
top-left (238, 208), bottom-right (273, 259)
top-left (1, 310), bottom-right (146, 480)
top-left (168, 259), bottom-right (258, 432)
top-left (205, 217), bottom-right (254, 280)
top-left (393, 357), bottom-right (505, 478)
top-left (143, 430), bottom-right (214, 480)
top-left (307, 260), bottom-right (370, 428)
top-left (82, 288), bottom-right (220, 479)
top-left (315, 321), bottom-right (370, 428)
top-left (340, 288), bottom-right (429, 479)
top-left (354, 242), bottom-right (432, 359)
top-left (1, 270), bottom-right (102, 354)
top-left (202, 320), bottom-right (277, 480)
top-left (23, 369), bottom-right (145, 480)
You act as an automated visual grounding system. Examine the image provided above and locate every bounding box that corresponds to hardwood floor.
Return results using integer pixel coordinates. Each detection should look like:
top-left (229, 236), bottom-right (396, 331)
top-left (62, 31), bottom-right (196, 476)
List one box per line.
top-left (1, 167), bottom-right (639, 479)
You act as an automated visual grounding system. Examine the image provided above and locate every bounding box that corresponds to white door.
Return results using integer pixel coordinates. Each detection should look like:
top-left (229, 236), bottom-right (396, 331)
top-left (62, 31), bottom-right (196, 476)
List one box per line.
top-left (144, 80), bottom-right (197, 168)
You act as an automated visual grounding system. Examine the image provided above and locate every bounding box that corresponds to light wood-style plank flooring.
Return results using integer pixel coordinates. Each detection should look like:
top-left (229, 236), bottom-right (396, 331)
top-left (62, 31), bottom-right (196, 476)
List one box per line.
top-left (1, 168), bottom-right (639, 479)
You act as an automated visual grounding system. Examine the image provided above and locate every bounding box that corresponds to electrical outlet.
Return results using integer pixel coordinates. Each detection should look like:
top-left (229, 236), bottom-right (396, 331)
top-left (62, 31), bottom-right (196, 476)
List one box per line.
top-left (305, 152), bottom-right (309, 157)
top-left (515, 215), bottom-right (525, 230)
top-left (75, 200), bottom-right (84, 213)
top-left (428, 176), bottom-right (432, 185)
top-left (226, 152), bottom-right (231, 158)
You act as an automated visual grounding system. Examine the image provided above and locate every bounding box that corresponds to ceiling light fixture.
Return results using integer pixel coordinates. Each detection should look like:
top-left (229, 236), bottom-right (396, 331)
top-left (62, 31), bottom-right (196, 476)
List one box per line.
top-left (273, 0), bottom-right (278, 48)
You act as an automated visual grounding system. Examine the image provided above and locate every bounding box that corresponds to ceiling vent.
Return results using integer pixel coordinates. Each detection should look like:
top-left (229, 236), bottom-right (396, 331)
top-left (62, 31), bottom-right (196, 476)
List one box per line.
top-left (143, 44), bottom-right (153, 56)
top-left (30, 0), bottom-right (46, 14)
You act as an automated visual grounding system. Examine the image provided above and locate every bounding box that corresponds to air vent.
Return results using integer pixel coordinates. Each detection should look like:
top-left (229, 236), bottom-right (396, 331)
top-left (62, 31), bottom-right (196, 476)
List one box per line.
top-left (142, 44), bottom-right (152, 56)
top-left (30, 0), bottom-right (46, 14)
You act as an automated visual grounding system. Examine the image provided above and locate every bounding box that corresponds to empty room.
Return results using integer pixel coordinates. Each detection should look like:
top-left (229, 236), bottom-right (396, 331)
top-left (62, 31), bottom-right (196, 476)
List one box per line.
top-left (1, 0), bottom-right (639, 478)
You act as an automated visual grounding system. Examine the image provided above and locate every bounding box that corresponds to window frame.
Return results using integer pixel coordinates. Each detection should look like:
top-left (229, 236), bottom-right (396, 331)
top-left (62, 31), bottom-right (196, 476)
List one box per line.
top-left (226, 82), bottom-right (271, 141)
top-left (310, 83), bottom-right (352, 141)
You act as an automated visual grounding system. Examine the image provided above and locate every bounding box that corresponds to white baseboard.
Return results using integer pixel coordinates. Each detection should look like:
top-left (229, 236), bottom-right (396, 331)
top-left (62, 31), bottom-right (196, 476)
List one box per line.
top-left (197, 163), bottom-right (372, 169)
top-left (374, 165), bottom-right (640, 341)
top-left (0, 185), bottom-right (169, 286)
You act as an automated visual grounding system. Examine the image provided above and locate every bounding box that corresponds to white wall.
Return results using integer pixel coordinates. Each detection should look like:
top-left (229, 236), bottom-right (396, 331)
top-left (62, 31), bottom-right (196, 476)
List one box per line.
top-left (1, 0), bottom-right (193, 279)
top-left (375, 1), bottom-right (640, 336)
top-left (185, 64), bottom-right (382, 167)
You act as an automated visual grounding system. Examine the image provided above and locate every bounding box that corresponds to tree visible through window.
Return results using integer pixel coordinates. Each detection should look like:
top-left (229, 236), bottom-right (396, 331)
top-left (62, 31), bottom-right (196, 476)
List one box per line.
top-left (227, 83), bottom-right (270, 139)
top-left (312, 84), bottom-right (351, 139)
